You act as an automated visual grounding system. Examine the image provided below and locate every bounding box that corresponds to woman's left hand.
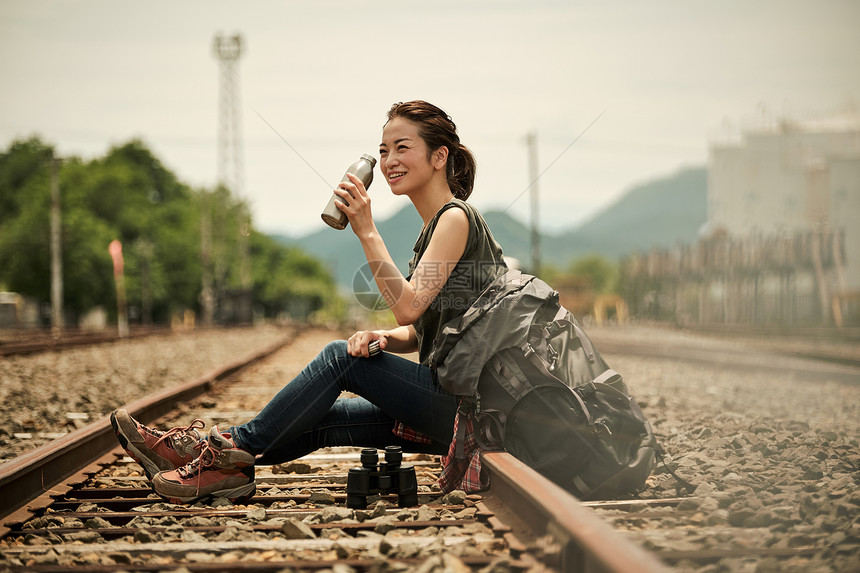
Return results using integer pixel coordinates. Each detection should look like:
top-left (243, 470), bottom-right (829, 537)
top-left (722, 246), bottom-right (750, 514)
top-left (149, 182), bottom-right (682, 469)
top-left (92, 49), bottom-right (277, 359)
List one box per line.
top-left (334, 173), bottom-right (375, 237)
top-left (347, 330), bottom-right (387, 357)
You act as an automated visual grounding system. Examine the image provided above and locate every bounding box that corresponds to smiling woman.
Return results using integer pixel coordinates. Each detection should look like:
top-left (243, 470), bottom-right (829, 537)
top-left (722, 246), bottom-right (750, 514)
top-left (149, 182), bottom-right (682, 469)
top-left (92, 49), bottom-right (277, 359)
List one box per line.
top-left (111, 100), bottom-right (509, 504)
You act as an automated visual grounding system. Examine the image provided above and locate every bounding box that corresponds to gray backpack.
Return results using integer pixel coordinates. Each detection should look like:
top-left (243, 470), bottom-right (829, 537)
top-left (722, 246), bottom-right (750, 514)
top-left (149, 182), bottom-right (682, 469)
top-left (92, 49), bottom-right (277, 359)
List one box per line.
top-left (429, 269), bottom-right (657, 500)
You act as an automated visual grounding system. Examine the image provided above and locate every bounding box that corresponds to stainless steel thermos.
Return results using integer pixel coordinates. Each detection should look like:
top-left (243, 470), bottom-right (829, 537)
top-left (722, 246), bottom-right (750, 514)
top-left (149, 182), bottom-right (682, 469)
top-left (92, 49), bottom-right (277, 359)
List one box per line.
top-left (321, 154), bottom-right (377, 230)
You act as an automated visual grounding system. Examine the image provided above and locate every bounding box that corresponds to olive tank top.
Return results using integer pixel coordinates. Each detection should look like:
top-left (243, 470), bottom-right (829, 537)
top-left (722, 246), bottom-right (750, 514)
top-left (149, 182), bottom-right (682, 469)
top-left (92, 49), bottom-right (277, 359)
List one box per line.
top-left (408, 199), bottom-right (507, 366)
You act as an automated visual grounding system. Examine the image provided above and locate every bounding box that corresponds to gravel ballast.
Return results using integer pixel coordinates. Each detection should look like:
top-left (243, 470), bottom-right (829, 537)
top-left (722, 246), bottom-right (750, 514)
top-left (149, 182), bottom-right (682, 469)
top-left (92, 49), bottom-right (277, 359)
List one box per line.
top-left (0, 326), bottom-right (290, 462)
top-left (0, 323), bottom-right (857, 572)
top-left (590, 326), bottom-right (860, 573)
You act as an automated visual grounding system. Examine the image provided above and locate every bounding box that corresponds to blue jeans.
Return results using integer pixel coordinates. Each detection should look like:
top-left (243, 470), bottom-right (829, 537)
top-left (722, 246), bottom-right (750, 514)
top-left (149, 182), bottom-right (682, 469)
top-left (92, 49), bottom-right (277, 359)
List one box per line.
top-left (229, 340), bottom-right (458, 465)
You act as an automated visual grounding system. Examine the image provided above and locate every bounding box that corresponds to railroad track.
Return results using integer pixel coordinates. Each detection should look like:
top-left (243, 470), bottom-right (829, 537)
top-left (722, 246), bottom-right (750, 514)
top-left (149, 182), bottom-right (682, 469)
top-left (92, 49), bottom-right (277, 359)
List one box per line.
top-left (0, 328), bottom-right (169, 357)
top-left (2, 328), bottom-right (854, 571)
top-left (0, 326), bottom-right (266, 358)
top-left (0, 330), bottom-right (670, 572)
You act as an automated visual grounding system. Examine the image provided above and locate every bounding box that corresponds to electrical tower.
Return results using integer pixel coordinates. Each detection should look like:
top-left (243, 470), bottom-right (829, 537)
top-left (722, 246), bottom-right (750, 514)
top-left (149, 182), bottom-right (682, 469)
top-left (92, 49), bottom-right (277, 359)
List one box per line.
top-left (212, 32), bottom-right (252, 302)
top-left (213, 33), bottom-right (244, 199)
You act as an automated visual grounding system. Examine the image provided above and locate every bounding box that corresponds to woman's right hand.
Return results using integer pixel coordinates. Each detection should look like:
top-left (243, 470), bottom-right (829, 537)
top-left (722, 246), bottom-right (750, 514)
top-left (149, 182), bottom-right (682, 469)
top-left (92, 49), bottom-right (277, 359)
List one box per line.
top-left (347, 330), bottom-right (388, 357)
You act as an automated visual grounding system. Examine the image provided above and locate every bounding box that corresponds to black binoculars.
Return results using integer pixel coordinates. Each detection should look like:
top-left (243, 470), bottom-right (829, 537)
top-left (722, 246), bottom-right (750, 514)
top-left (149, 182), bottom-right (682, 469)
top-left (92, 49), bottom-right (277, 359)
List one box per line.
top-left (345, 446), bottom-right (418, 509)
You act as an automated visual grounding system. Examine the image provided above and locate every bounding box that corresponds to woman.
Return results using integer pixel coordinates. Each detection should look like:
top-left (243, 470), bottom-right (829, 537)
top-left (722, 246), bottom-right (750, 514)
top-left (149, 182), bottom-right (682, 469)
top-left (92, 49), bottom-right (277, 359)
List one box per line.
top-left (111, 100), bottom-right (508, 504)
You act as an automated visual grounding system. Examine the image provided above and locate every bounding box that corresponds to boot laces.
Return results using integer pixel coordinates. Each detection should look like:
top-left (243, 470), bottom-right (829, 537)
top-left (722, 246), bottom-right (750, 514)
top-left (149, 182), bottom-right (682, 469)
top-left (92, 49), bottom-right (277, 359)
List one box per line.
top-left (150, 419), bottom-right (205, 451)
top-left (177, 438), bottom-right (225, 493)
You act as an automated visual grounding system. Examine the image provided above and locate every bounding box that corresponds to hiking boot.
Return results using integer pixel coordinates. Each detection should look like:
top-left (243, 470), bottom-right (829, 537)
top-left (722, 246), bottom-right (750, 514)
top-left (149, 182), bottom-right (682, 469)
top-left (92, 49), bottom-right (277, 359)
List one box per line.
top-left (110, 409), bottom-right (205, 479)
top-left (151, 426), bottom-right (256, 504)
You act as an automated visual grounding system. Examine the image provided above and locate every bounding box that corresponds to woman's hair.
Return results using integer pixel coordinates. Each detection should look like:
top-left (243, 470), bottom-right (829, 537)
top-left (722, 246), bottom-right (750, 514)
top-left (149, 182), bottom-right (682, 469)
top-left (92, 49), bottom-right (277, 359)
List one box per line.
top-left (386, 101), bottom-right (477, 200)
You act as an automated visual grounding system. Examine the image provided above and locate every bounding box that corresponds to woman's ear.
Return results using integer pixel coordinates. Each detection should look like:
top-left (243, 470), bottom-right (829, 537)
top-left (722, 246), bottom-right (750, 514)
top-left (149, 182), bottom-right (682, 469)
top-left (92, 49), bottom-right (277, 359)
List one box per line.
top-left (433, 146), bottom-right (449, 171)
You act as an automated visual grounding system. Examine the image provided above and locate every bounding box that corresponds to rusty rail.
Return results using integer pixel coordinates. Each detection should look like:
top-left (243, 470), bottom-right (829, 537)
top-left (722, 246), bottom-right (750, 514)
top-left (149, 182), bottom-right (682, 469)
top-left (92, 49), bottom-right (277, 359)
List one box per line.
top-left (0, 326), bottom-right (169, 357)
top-left (482, 452), bottom-right (670, 573)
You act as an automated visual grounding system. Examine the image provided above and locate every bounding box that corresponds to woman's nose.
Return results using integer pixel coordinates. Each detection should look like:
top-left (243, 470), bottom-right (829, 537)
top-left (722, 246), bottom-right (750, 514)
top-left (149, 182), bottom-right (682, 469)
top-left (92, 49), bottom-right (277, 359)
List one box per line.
top-left (382, 158), bottom-right (396, 176)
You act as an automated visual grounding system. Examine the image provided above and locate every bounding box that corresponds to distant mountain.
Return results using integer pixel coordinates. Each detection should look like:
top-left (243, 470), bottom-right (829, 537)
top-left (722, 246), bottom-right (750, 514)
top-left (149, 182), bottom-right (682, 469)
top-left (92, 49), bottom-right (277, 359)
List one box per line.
top-left (271, 166), bottom-right (707, 287)
top-left (543, 166), bottom-right (708, 263)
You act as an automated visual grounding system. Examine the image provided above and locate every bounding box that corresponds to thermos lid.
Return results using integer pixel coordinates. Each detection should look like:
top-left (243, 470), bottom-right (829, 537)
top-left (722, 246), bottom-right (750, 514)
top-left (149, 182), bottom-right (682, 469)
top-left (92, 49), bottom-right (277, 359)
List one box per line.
top-left (360, 154), bottom-right (377, 166)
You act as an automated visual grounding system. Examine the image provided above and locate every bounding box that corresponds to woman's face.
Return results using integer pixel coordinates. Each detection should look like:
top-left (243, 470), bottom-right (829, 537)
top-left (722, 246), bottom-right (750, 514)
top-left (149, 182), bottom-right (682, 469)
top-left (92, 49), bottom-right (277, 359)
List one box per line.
top-left (379, 117), bottom-right (439, 197)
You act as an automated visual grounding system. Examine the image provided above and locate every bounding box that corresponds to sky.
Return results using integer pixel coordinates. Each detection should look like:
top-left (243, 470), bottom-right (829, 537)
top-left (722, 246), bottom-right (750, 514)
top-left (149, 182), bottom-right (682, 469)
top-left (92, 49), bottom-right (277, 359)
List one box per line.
top-left (2, 0), bottom-right (859, 237)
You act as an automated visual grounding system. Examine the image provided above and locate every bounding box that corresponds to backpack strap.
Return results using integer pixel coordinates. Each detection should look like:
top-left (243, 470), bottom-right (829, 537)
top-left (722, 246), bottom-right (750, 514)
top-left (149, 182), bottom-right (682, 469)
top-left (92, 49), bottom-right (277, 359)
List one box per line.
top-left (572, 323), bottom-right (597, 363)
top-left (453, 399), bottom-right (474, 460)
top-left (549, 304), bottom-right (569, 323)
top-left (655, 448), bottom-right (697, 494)
top-left (474, 409), bottom-right (506, 451)
top-left (486, 352), bottom-right (531, 400)
top-left (592, 368), bottom-right (623, 386)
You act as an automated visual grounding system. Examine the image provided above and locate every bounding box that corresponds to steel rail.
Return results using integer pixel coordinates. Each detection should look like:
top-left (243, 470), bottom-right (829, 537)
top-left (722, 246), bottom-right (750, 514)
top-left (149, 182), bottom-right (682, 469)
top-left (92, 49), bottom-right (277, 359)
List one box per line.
top-left (591, 337), bottom-right (860, 384)
top-left (0, 336), bottom-right (292, 522)
top-left (482, 451), bottom-right (671, 573)
top-left (0, 326), bottom-right (168, 357)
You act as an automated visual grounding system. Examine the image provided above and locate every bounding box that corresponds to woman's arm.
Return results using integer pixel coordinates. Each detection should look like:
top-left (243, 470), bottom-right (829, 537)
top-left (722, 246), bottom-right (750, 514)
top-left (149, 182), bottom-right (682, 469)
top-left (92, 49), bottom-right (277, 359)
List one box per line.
top-left (334, 174), bottom-right (469, 326)
top-left (347, 325), bottom-right (417, 357)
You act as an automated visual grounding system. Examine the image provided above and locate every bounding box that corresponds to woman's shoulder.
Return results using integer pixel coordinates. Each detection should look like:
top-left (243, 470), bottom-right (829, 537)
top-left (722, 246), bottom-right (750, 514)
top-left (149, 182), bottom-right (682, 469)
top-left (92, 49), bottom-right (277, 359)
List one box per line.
top-left (437, 198), bottom-right (487, 225)
top-left (436, 201), bottom-right (470, 226)
top-left (416, 199), bottom-right (491, 255)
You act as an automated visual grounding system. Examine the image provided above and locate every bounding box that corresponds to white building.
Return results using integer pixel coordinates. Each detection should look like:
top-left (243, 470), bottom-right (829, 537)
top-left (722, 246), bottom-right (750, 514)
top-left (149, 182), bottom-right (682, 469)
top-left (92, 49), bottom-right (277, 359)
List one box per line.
top-left (708, 115), bottom-right (860, 290)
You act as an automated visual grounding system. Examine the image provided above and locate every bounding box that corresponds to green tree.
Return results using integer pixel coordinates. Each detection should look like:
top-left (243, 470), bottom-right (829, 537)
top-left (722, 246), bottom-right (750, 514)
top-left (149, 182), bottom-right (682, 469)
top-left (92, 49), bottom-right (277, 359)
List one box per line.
top-left (251, 231), bottom-right (339, 320)
top-left (0, 136), bottom-right (343, 324)
top-left (0, 138), bottom-right (55, 297)
top-left (58, 140), bottom-right (202, 321)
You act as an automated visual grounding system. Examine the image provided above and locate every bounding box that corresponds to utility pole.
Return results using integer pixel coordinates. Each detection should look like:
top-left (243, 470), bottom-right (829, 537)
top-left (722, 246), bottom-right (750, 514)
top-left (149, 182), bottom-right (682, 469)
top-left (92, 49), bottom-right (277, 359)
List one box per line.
top-left (109, 240), bottom-right (129, 338)
top-left (526, 131), bottom-right (541, 276)
top-left (200, 190), bottom-right (215, 326)
top-left (49, 152), bottom-right (64, 336)
top-left (136, 238), bottom-right (154, 325)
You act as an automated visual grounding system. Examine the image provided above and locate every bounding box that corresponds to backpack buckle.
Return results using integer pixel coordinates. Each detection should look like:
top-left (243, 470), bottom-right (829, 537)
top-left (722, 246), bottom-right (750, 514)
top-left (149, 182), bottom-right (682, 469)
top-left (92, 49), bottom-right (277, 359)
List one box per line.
top-left (577, 381), bottom-right (597, 399)
top-left (458, 399), bottom-right (475, 415)
top-left (544, 344), bottom-right (559, 372)
top-left (595, 420), bottom-right (613, 436)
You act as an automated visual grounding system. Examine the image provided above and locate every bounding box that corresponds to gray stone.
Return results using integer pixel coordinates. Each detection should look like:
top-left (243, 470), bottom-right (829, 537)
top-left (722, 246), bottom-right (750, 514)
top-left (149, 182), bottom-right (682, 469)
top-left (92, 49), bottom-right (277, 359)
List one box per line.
top-left (318, 506), bottom-right (355, 523)
top-left (132, 529), bottom-right (156, 543)
top-left (438, 490), bottom-right (467, 505)
top-left (309, 491), bottom-right (336, 504)
top-left (373, 516), bottom-right (398, 534)
top-left (107, 552), bottom-right (133, 565)
top-left (245, 506), bottom-right (267, 521)
top-left (322, 527), bottom-right (349, 540)
top-left (744, 510), bottom-right (775, 528)
top-left (24, 534), bottom-right (53, 546)
top-left (84, 517), bottom-right (111, 529)
top-left (275, 461), bottom-right (312, 474)
top-left (75, 502), bottom-right (100, 513)
top-left (416, 505), bottom-right (437, 522)
top-left (281, 518), bottom-right (316, 539)
top-left (728, 508), bottom-right (755, 527)
top-left (183, 516), bottom-right (214, 527)
top-left (180, 530), bottom-right (207, 543)
top-left (61, 530), bottom-right (101, 543)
